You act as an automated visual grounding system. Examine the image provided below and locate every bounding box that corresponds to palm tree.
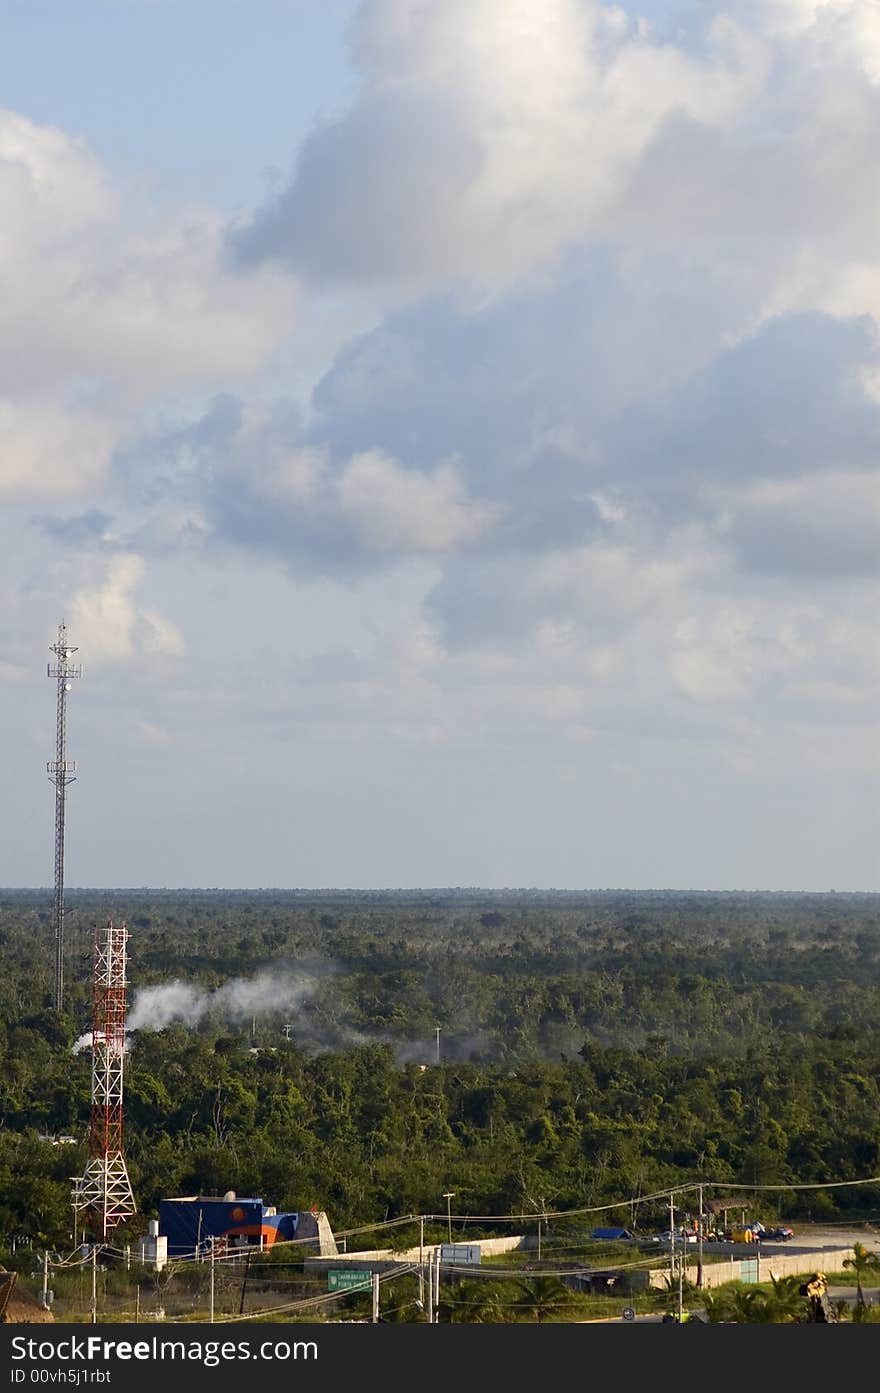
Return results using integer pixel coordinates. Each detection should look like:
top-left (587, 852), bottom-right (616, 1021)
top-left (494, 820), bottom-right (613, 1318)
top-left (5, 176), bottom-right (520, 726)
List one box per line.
top-left (764, 1274), bottom-right (808, 1323)
top-left (443, 1279), bottom-right (511, 1323)
top-left (843, 1242), bottom-right (880, 1309)
top-left (851, 1302), bottom-right (880, 1324)
top-left (661, 1269), bottom-right (698, 1318)
top-left (515, 1275), bottom-right (576, 1324)
top-left (701, 1288), bottom-right (735, 1323)
top-left (703, 1274), bottom-right (815, 1325)
top-left (729, 1286), bottom-right (773, 1323)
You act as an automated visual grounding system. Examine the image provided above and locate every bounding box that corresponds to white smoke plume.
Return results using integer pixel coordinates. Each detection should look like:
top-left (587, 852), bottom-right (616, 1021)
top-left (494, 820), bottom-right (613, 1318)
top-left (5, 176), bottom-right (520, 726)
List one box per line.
top-left (127, 968), bottom-right (325, 1033)
top-left (72, 1029), bottom-right (129, 1056)
top-left (127, 981), bottom-right (204, 1031)
top-left (82, 963), bottom-right (496, 1060)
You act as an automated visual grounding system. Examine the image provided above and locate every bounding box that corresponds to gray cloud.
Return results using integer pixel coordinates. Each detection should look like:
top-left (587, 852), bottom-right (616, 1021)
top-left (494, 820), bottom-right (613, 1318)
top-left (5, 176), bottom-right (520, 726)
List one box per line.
top-left (719, 470), bottom-right (880, 579)
top-left (608, 312), bottom-right (880, 489)
top-left (232, 88), bottom-right (483, 285)
top-left (32, 510), bottom-right (113, 545)
top-left (92, 291), bottom-right (880, 662)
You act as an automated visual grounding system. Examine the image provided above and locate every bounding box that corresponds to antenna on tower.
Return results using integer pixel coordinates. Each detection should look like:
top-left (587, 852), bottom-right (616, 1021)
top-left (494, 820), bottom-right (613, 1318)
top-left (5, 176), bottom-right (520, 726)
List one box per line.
top-left (71, 919), bottom-right (136, 1239)
top-left (47, 621), bottom-right (82, 1012)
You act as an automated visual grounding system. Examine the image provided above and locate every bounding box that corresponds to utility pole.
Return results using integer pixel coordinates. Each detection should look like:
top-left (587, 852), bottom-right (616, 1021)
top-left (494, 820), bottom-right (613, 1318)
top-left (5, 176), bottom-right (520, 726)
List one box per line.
top-left (433, 1250), bottom-right (441, 1323)
top-left (537, 1216), bottom-right (542, 1262)
top-left (90, 1245), bottom-right (97, 1325)
top-left (238, 1252), bottom-right (251, 1316)
top-left (46, 622), bottom-right (82, 1013)
top-left (372, 1272), bottom-right (380, 1324)
top-left (418, 1215), bottom-right (425, 1315)
top-left (668, 1192), bottom-right (675, 1292)
top-left (41, 1251), bottom-right (49, 1310)
top-left (435, 1027), bottom-right (441, 1065)
top-left (426, 1248), bottom-right (434, 1325)
top-left (443, 1192), bottom-right (455, 1245)
top-left (209, 1238), bottom-right (215, 1323)
top-left (696, 1183), bottom-right (704, 1289)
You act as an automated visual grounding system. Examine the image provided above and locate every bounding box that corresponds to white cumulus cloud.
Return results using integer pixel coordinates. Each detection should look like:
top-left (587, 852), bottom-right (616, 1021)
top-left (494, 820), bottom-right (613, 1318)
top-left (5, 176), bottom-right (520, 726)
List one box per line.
top-left (69, 554), bottom-right (184, 665)
top-left (0, 108), bottom-right (298, 503)
top-left (336, 450), bottom-right (498, 552)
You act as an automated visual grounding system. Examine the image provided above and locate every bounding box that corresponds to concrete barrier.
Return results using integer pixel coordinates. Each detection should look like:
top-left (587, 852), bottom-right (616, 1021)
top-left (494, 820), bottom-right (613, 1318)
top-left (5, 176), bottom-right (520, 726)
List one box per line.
top-left (306, 1234), bottom-right (529, 1276)
top-left (649, 1246), bottom-right (856, 1290)
top-left (309, 1236), bottom-right (857, 1292)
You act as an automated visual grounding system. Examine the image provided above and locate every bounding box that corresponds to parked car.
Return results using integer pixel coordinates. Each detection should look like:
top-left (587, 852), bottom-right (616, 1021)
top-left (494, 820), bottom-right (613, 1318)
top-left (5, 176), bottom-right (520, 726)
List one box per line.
top-left (762, 1226), bottom-right (795, 1242)
top-left (651, 1230), bottom-right (698, 1245)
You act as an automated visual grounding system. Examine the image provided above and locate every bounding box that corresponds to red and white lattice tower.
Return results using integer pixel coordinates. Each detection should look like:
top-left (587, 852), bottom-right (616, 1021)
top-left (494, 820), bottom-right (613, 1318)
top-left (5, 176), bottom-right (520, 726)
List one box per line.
top-left (72, 920), bottom-right (136, 1238)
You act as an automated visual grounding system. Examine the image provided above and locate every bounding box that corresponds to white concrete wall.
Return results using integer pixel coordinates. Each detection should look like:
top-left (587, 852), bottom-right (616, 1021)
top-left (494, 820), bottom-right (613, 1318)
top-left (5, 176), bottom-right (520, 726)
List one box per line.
top-left (649, 1246), bottom-right (855, 1290)
top-left (309, 1234), bottom-right (528, 1270)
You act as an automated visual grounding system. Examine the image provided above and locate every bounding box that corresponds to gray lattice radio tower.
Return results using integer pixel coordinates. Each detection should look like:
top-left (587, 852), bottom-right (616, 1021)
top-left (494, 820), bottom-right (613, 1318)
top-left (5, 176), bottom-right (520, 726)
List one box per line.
top-left (47, 622), bottom-right (82, 1012)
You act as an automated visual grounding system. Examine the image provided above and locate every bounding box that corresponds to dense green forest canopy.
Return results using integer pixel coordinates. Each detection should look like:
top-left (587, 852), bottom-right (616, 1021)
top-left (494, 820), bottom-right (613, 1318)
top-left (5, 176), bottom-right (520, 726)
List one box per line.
top-left (1, 889), bottom-right (878, 1245)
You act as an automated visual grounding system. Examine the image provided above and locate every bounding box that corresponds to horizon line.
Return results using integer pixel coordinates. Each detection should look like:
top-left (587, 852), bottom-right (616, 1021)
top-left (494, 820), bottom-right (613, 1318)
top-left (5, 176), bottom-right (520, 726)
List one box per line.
top-left (1, 885), bottom-right (878, 896)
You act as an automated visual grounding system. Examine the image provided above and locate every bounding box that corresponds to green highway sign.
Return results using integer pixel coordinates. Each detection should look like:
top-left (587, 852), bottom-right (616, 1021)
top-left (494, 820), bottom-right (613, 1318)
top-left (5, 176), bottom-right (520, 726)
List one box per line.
top-left (327, 1269), bottom-right (372, 1292)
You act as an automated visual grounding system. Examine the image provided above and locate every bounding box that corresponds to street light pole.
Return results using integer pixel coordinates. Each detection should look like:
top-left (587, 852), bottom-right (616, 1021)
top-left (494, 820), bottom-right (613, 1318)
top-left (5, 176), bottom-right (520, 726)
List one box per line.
top-left (665, 1192), bottom-right (673, 1309)
top-left (442, 1192), bottom-right (455, 1245)
top-left (668, 1192), bottom-right (675, 1291)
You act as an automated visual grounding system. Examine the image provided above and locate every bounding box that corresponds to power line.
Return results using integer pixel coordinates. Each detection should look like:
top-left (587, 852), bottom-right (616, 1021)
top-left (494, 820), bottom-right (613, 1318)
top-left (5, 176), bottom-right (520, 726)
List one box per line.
top-left (91, 1170), bottom-right (880, 1277)
top-left (206, 1263), bottom-right (419, 1324)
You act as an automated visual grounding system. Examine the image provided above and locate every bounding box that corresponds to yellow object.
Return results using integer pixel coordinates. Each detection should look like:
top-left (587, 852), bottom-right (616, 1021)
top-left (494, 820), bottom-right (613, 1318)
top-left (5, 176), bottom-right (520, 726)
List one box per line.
top-left (730, 1227), bottom-right (756, 1243)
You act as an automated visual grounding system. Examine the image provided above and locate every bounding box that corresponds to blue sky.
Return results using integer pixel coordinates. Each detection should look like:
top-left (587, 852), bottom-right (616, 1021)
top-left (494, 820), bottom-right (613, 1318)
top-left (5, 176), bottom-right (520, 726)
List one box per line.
top-left (2, 0), bottom-right (880, 890)
top-left (0, 0), bottom-right (359, 205)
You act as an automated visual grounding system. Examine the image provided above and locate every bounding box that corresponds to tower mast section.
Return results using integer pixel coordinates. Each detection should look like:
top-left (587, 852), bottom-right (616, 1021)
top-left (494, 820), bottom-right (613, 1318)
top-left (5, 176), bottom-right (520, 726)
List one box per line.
top-left (47, 622), bottom-right (82, 1012)
top-left (72, 919), bottom-right (136, 1239)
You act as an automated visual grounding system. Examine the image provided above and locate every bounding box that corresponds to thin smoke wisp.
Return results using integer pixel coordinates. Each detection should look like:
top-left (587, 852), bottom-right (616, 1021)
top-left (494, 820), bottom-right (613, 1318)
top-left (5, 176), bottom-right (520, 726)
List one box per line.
top-left (127, 967), bottom-right (326, 1033)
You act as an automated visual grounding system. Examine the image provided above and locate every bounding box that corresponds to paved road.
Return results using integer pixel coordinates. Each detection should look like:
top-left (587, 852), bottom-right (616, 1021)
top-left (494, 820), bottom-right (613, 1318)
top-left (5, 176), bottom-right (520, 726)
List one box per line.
top-left (643, 1223), bottom-right (880, 1260)
top-left (778, 1224), bottom-right (880, 1258)
top-left (827, 1286), bottom-right (880, 1304)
